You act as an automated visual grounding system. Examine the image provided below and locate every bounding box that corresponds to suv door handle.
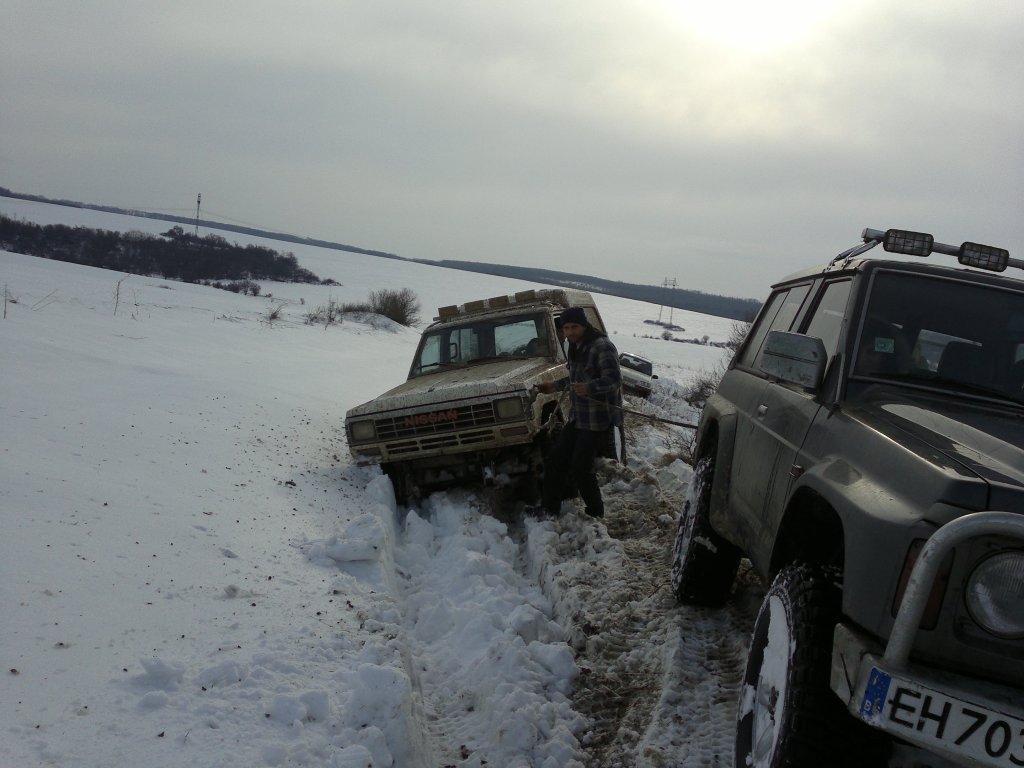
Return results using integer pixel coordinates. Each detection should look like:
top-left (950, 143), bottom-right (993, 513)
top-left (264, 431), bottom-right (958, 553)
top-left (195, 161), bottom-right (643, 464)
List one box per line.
top-left (757, 404), bottom-right (768, 417)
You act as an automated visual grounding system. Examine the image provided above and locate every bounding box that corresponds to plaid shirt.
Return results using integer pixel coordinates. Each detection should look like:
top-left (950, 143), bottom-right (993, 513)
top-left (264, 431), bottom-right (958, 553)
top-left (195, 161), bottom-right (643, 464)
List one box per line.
top-left (558, 332), bottom-right (623, 431)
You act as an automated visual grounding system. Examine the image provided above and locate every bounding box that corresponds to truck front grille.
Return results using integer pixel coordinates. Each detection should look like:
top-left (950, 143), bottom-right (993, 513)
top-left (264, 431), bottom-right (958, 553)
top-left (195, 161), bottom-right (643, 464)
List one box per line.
top-left (385, 427), bottom-right (497, 458)
top-left (375, 402), bottom-right (497, 442)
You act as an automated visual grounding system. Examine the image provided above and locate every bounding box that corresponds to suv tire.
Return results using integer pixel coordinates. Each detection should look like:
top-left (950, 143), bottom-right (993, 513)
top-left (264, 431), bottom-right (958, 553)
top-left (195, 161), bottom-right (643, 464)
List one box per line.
top-left (670, 455), bottom-right (740, 606)
top-left (734, 562), bottom-right (888, 768)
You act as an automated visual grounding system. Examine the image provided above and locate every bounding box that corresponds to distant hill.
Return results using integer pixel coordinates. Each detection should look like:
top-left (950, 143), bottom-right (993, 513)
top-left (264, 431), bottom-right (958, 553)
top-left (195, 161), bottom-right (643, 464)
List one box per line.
top-left (1, 187), bottom-right (762, 321)
top-left (418, 260), bottom-right (761, 322)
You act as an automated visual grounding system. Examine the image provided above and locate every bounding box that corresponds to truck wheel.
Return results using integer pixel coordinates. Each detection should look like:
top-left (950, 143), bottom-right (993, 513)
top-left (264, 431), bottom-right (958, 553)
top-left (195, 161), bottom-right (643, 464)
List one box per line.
top-left (735, 562), bottom-right (874, 768)
top-left (670, 455), bottom-right (740, 606)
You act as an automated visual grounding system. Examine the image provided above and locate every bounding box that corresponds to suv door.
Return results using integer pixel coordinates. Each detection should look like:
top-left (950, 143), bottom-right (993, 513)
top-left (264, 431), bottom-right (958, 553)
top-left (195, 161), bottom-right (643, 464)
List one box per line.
top-left (719, 282), bottom-right (811, 549)
top-left (727, 280), bottom-right (852, 567)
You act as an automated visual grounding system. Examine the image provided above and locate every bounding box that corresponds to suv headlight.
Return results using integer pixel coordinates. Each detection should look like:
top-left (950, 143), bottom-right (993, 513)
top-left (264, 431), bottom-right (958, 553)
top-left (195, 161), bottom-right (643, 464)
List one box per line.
top-left (495, 397), bottom-right (524, 420)
top-left (965, 551), bottom-right (1024, 639)
top-left (349, 420), bottom-right (376, 442)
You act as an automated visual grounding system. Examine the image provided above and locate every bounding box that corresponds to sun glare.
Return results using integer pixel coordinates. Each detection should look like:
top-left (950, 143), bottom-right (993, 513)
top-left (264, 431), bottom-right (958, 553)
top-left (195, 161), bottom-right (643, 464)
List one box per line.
top-left (661, 0), bottom-right (845, 53)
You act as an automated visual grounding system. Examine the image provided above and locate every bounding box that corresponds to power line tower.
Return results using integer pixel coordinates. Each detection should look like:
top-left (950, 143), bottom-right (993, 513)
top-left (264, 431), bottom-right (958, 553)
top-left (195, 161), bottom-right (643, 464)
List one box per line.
top-left (193, 193), bottom-right (202, 237)
top-left (657, 278), bottom-right (678, 325)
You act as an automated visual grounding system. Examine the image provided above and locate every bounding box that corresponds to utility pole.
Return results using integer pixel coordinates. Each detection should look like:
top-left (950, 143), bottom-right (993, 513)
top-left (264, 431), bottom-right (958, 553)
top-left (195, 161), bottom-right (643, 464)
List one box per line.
top-left (194, 193), bottom-right (202, 237)
top-left (657, 278), bottom-right (677, 325)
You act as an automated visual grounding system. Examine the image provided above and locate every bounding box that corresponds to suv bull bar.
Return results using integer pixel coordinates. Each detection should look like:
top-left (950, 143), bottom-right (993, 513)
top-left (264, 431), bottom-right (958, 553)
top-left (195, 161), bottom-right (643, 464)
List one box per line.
top-left (832, 512), bottom-right (1024, 766)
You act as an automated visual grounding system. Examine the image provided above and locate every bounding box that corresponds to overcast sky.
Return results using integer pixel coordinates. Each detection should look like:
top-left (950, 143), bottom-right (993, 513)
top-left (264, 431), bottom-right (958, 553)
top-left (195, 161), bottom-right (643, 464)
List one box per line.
top-left (3, 0), bottom-right (1022, 298)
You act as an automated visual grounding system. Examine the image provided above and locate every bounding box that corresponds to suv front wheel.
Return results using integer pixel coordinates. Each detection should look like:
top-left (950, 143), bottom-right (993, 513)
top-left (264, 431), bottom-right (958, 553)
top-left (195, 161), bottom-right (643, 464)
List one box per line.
top-left (734, 562), bottom-right (889, 767)
top-left (670, 454), bottom-right (740, 606)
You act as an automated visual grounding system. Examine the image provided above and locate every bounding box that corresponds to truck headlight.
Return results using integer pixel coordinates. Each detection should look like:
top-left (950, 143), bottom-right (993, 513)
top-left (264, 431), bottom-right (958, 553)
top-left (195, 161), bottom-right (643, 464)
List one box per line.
top-left (965, 551), bottom-right (1024, 639)
top-left (349, 420), bottom-right (376, 442)
top-left (495, 397), bottom-right (524, 420)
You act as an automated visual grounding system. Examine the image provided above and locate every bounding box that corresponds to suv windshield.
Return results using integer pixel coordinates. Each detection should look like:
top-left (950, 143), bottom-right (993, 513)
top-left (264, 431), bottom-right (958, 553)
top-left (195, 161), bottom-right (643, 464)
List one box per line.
top-left (410, 312), bottom-right (552, 376)
top-left (852, 271), bottom-right (1024, 403)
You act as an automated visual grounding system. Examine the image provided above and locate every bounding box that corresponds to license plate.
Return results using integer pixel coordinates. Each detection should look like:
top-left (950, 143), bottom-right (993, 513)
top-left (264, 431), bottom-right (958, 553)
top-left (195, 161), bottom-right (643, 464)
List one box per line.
top-left (860, 666), bottom-right (1024, 767)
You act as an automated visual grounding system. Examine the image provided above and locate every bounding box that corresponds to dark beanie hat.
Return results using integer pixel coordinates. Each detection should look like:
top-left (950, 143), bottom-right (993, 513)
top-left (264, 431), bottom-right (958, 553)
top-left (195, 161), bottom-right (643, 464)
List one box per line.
top-left (561, 307), bottom-right (589, 326)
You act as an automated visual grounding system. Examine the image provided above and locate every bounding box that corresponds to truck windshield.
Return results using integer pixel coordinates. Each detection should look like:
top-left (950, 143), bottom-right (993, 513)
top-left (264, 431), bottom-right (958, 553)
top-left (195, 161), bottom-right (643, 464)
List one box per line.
top-left (410, 312), bottom-right (552, 377)
top-left (852, 271), bottom-right (1024, 404)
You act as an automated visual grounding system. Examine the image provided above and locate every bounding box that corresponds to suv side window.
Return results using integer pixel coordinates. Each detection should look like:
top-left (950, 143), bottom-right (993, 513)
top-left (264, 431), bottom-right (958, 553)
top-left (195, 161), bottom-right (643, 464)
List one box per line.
top-left (737, 283), bottom-right (812, 370)
top-left (803, 279), bottom-right (852, 358)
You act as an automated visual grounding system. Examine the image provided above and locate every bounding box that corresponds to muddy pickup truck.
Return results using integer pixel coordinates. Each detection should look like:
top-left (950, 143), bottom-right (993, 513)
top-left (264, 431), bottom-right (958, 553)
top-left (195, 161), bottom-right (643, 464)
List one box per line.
top-left (671, 228), bottom-right (1024, 768)
top-left (345, 288), bottom-right (607, 503)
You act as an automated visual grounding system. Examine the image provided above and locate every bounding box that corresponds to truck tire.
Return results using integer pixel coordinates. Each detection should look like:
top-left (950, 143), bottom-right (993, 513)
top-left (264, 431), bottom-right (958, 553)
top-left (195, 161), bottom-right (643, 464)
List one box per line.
top-left (670, 455), bottom-right (740, 606)
top-left (734, 562), bottom-right (888, 768)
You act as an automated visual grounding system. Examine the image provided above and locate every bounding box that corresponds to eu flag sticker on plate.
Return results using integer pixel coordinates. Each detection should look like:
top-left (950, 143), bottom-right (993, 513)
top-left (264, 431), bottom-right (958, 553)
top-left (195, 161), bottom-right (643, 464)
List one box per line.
top-left (860, 667), bottom-right (892, 723)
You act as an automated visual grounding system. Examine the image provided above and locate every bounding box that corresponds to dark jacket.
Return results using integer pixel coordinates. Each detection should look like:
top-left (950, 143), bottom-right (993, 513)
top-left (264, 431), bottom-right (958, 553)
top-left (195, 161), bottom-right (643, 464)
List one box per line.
top-left (558, 328), bottom-right (623, 431)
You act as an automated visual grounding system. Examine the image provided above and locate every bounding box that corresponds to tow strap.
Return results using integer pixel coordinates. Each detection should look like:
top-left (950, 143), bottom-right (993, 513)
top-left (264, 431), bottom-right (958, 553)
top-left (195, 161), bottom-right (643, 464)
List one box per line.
top-left (539, 390), bottom-right (698, 468)
top-left (612, 402), bottom-right (699, 431)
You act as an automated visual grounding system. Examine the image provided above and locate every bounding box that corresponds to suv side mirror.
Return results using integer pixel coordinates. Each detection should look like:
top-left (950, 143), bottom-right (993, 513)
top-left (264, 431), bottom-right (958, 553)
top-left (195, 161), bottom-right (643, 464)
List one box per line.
top-left (760, 330), bottom-right (827, 389)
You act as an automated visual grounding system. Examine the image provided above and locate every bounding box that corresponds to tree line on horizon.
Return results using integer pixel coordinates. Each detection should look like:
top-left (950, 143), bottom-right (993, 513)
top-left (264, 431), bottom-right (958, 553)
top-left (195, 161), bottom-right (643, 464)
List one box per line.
top-left (0, 216), bottom-right (333, 286)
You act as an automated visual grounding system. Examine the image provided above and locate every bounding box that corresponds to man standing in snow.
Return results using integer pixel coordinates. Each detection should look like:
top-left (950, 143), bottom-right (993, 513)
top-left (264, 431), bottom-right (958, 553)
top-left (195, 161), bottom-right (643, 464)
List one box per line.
top-left (529, 306), bottom-right (622, 518)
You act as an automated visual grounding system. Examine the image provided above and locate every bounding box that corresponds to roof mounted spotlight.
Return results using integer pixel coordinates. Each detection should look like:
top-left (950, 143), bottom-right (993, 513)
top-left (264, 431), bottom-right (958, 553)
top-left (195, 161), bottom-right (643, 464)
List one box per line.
top-left (860, 227), bottom-right (1018, 274)
top-left (882, 229), bottom-right (934, 257)
top-left (959, 242), bottom-right (1010, 272)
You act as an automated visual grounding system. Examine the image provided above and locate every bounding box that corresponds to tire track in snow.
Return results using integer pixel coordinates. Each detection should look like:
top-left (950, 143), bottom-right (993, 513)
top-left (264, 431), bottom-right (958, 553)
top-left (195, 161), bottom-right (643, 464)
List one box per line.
top-left (639, 564), bottom-right (763, 767)
top-left (523, 458), bottom-right (763, 767)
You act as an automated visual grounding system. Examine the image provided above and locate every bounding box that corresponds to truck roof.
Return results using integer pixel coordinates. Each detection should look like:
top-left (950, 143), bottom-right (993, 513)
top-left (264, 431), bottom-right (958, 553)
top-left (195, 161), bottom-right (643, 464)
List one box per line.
top-left (432, 287), bottom-right (597, 324)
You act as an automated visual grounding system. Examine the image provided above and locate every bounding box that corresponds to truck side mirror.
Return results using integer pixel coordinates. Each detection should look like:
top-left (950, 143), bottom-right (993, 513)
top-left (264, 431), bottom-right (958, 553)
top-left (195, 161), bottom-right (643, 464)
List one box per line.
top-left (760, 330), bottom-right (827, 389)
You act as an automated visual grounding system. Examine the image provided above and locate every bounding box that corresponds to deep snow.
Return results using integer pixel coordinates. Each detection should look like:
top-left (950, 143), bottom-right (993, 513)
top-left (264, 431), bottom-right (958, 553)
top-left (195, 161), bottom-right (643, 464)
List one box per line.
top-left (1, 199), bottom-right (764, 767)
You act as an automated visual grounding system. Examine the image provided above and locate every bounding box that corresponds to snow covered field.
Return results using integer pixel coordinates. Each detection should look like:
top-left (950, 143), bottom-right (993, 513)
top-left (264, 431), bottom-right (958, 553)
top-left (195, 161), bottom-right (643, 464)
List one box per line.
top-left (1, 199), bottom-right (764, 767)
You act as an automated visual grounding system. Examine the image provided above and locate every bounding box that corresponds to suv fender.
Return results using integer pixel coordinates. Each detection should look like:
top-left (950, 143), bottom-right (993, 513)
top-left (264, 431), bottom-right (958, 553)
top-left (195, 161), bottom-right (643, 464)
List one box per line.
top-left (697, 392), bottom-right (739, 535)
top-left (768, 486), bottom-right (845, 578)
top-left (780, 457), bottom-right (935, 629)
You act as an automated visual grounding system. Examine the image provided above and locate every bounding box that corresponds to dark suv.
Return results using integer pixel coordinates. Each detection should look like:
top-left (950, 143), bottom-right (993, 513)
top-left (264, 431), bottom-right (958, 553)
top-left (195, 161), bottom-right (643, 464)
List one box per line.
top-left (671, 228), bottom-right (1024, 767)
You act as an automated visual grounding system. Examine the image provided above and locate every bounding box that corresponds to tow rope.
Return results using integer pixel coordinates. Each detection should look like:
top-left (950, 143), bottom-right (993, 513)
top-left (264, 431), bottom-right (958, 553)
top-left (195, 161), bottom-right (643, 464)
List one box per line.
top-left (537, 389), bottom-right (698, 469)
top-left (538, 389), bottom-right (698, 432)
top-left (574, 389), bottom-right (700, 431)
top-left (611, 402), bottom-right (699, 431)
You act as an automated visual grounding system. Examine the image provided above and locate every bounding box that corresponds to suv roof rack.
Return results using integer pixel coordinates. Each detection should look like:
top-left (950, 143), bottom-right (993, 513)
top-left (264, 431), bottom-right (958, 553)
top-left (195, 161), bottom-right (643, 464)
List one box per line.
top-left (831, 227), bottom-right (1021, 275)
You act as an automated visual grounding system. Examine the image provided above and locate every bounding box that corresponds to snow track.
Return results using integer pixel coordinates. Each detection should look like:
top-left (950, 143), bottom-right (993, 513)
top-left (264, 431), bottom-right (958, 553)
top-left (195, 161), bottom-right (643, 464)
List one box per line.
top-left (388, 491), bottom-right (588, 767)
top-left (309, 422), bottom-right (764, 766)
top-left (522, 454), bottom-right (765, 767)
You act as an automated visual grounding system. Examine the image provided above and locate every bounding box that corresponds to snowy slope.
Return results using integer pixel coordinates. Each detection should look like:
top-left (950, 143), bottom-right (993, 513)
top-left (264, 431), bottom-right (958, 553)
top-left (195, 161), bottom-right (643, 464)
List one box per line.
top-left (1, 199), bottom-right (762, 767)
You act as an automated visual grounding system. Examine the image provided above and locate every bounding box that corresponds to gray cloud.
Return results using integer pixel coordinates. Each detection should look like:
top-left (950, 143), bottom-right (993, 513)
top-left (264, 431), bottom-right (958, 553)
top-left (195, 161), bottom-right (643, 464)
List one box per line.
top-left (3, 0), bottom-right (1021, 298)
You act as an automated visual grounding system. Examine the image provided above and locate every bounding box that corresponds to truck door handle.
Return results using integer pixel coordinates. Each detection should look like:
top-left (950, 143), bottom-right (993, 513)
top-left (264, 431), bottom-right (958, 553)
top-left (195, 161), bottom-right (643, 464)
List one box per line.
top-left (757, 404), bottom-right (768, 417)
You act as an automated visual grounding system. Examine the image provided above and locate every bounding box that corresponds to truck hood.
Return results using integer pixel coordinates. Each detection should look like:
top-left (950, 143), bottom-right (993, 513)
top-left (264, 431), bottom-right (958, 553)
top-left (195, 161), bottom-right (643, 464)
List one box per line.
top-left (346, 359), bottom-right (560, 417)
top-left (854, 388), bottom-right (1024, 508)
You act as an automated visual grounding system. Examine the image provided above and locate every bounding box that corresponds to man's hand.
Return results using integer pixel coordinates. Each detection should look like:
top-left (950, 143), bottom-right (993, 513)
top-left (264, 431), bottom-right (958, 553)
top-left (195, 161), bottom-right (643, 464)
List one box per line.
top-left (534, 382), bottom-right (556, 395)
top-left (572, 382), bottom-right (588, 396)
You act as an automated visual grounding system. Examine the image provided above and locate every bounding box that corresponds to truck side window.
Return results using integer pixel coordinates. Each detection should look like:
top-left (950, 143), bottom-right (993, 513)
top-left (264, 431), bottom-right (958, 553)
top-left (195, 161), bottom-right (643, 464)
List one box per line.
top-left (803, 279), bottom-right (852, 359)
top-left (737, 284), bottom-right (811, 370)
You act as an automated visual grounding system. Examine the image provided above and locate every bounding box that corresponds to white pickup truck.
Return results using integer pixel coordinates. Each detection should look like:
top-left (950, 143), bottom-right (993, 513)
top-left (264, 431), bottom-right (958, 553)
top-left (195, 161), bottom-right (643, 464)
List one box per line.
top-left (345, 288), bottom-right (608, 503)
